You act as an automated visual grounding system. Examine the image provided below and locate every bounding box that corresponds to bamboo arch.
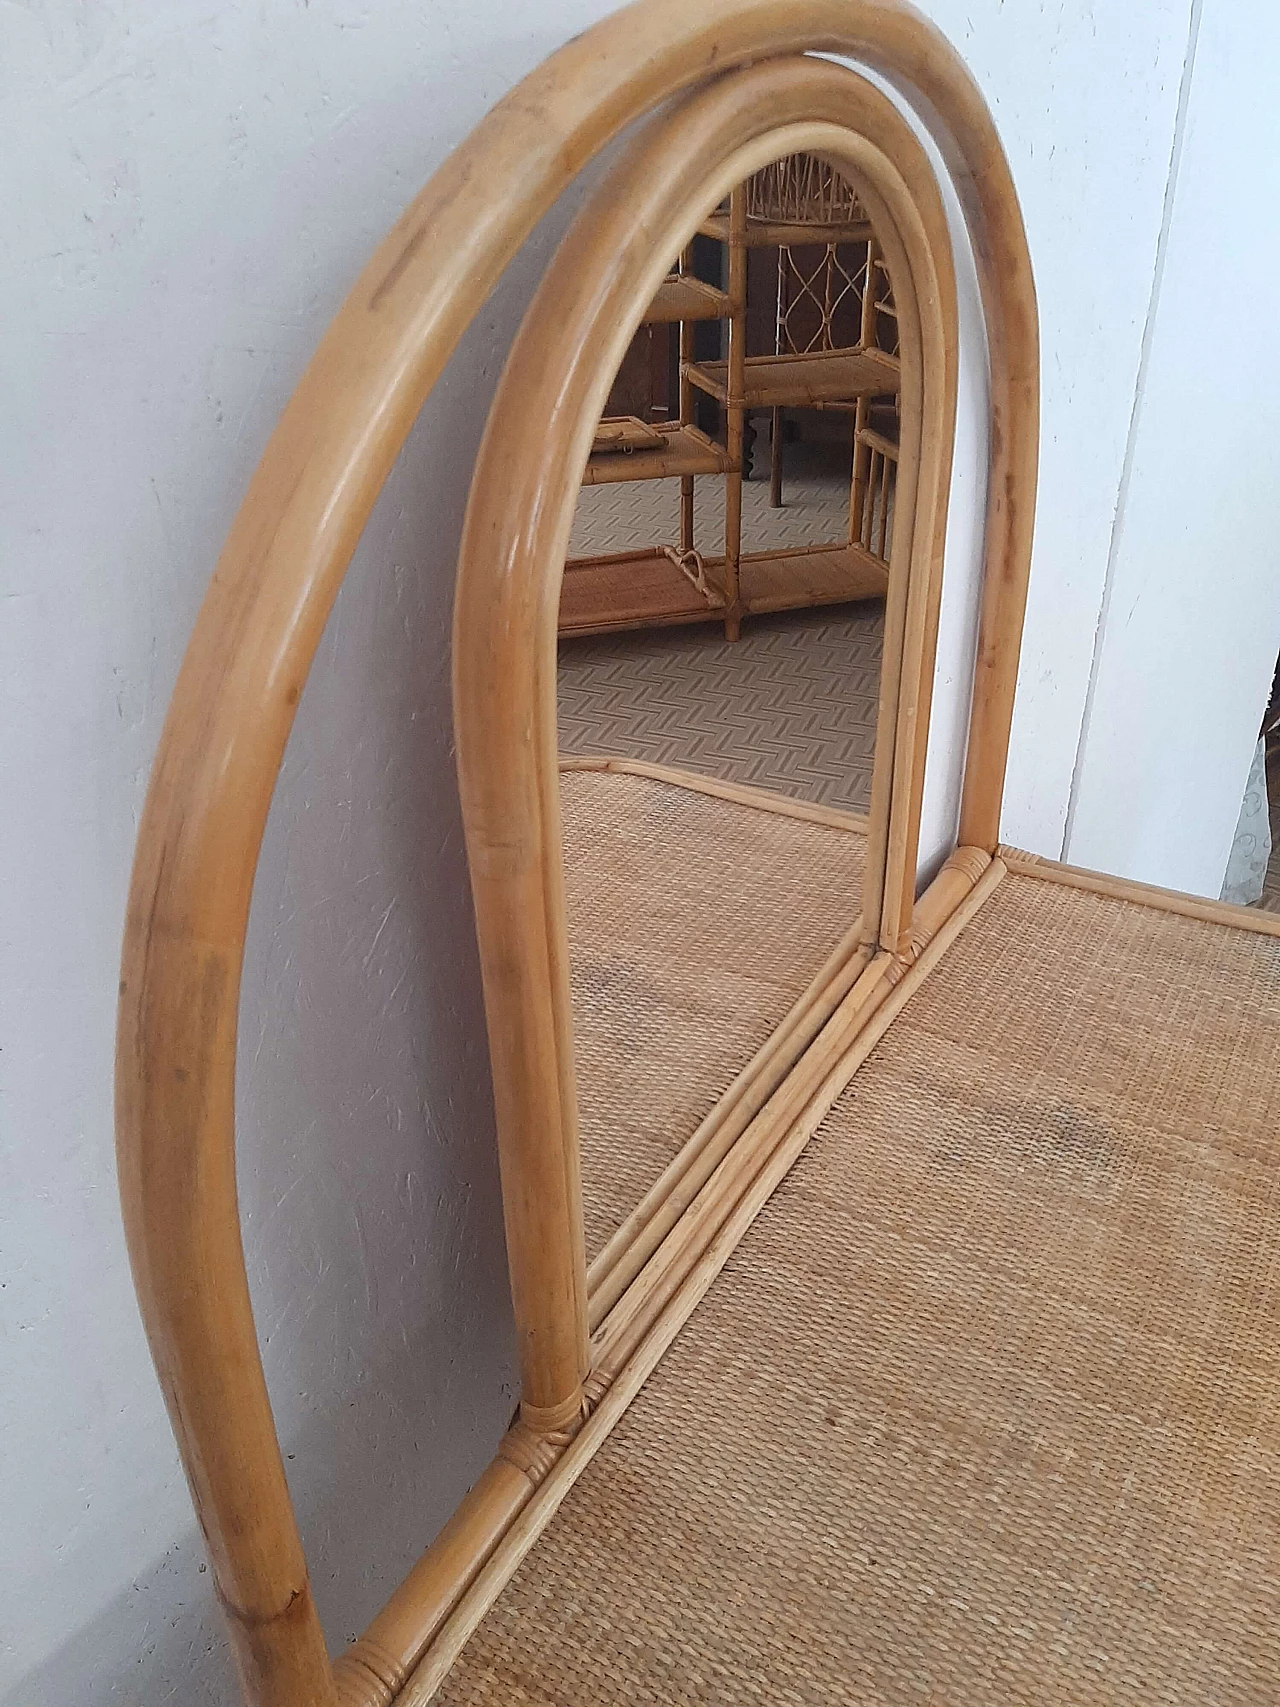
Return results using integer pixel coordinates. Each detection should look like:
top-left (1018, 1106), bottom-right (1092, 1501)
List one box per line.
top-left (453, 52), bottom-right (957, 1429)
top-left (114, 6), bottom-right (1038, 1706)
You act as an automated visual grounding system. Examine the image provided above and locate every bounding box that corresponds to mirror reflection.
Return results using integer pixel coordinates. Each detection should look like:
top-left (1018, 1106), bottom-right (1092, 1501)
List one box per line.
top-left (554, 155), bottom-right (903, 1271)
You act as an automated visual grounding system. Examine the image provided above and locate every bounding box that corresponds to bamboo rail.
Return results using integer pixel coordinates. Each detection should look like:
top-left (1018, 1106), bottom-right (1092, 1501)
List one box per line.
top-left (557, 754), bottom-right (870, 833)
top-left (999, 845), bottom-right (1280, 939)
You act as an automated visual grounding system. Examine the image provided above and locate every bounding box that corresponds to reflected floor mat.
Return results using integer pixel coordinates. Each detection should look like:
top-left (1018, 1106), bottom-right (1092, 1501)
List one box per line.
top-left (441, 870), bottom-right (1280, 1704)
top-left (557, 602), bottom-right (883, 816)
top-left (561, 765), bottom-right (865, 1260)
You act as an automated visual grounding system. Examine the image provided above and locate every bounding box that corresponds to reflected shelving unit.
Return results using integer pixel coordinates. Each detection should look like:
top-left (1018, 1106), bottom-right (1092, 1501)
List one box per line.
top-left (559, 162), bottom-right (901, 641)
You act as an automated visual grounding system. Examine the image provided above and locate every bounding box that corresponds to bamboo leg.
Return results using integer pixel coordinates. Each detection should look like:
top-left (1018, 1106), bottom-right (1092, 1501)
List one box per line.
top-left (770, 240), bottom-right (787, 507)
top-left (860, 232), bottom-right (880, 347)
top-left (723, 182), bottom-right (747, 639)
top-left (679, 263), bottom-right (695, 552)
top-left (848, 397), bottom-right (868, 545)
top-left (876, 447), bottom-right (891, 559)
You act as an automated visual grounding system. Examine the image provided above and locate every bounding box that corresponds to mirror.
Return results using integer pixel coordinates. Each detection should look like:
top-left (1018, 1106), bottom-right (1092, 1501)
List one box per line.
top-left (554, 156), bottom-right (904, 1284)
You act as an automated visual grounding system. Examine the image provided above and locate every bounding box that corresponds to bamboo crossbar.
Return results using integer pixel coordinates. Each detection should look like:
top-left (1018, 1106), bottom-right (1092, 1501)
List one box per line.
top-left (860, 425), bottom-right (900, 461)
top-left (557, 753), bottom-right (870, 833)
top-left (113, 5), bottom-right (1039, 1703)
top-left (701, 210), bottom-right (876, 247)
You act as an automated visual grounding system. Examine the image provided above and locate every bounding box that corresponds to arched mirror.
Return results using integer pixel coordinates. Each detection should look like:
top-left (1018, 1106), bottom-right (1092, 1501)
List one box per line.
top-left (452, 55), bottom-right (962, 1433)
top-left (546, 146), bottom-right (921, 1334)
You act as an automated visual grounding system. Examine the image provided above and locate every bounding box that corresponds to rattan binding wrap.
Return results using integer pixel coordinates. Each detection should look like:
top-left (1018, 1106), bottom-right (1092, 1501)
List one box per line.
top-left (561, 767), bottom-right (865, 1259)
top-left (438, 872), bottom-right (1280, 1704)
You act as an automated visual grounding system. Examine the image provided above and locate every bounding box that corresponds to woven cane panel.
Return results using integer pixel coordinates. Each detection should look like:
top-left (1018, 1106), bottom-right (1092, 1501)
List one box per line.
top-left (560, 768), bottom-right (864, 1260)
top-left (440, 873), bottom-right (1280, 1704)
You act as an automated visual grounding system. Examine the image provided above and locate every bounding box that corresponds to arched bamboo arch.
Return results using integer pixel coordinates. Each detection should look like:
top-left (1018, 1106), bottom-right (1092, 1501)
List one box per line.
top-left (114, 6), bottom-right (1038, 1705)
top-left (452, 51), bottom-right (957, 1430)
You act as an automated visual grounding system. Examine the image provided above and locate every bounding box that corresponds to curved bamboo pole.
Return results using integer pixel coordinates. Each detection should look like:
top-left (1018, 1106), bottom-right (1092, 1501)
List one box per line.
top-left (115, 5), bottom-right (1036, 1704)
top-left (453, 53), bottom-right (956, 1375)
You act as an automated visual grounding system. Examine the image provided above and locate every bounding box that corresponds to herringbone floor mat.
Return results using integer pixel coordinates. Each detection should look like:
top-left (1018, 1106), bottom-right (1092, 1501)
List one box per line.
top-left (558, 605), bottom-right (882, 813)
top-left (560, 439), bottom-right (883, 812)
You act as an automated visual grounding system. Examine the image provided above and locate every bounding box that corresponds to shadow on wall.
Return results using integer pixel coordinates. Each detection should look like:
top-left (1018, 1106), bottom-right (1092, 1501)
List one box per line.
top-left (11, 114), bottom-right (613, 1707)
top-left (8, 1301), bottom-right (511, 1707)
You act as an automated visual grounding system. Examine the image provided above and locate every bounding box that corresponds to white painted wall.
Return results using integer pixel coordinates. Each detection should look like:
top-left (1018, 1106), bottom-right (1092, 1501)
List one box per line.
top-left (1065, 0), bottom-right (1280, 895)
top-left (915, 0), bottom-right (1195, 869)
top-left (0, 6), bottom-right (609, 1701)
top-left (1, 3), bottom-right (1249, 1703)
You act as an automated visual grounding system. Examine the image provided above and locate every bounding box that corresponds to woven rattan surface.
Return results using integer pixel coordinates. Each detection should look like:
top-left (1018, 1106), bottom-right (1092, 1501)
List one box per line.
top-left (440, 871), bottom-right (1280, 1704)
top-left (560, 766), bottom-right (864, 1259)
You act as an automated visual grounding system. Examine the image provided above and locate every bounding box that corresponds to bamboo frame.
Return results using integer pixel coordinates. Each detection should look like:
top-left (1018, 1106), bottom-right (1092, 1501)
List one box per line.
top-left (454, 52), bottom-right (955, 1426)
top-left (114, 6), bottom-right (1040, 1705)
top-left (999, 844), bottom-right (1280, 939)
top-left (557, 752), bottom-right (870, 833)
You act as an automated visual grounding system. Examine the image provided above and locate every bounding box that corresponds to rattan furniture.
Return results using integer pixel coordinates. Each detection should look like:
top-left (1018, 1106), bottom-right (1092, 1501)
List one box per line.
top-left (115, 5), bottom-right (1280, 1705)
top-left (559, 232), bottom-right (747, 639)
top-left (561, 155), bottom-right (899, 640)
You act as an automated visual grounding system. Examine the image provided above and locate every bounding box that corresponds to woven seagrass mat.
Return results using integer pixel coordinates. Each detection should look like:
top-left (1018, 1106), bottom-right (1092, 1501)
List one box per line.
top-left (561, 767), bottom-right (865, 1260)
top-left (441, 870), bottom-right (1280, 1704)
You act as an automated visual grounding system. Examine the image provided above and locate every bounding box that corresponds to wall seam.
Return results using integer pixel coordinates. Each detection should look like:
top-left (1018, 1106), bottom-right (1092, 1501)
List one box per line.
top-left (1059, 0), bottom-right (1204, 862)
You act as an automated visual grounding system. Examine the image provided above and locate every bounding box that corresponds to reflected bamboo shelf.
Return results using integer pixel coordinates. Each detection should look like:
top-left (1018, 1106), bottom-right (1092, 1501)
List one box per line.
top-left (712, 540), bottom-right (889, 612)
top-left (560, 540), bottom-right (888, 637)
top-left (699, 210), bottom-right (874, 246)
top-left (559, 548), bottom-right (726, 635)
top-left (566, 157), bottom-right (900, 640)
top-left (686, 346), bottom-right (900, 409)
top-left (642, 274), bottom-right (732, 323)
top-left (581, 421), bottom-right (735, 486)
